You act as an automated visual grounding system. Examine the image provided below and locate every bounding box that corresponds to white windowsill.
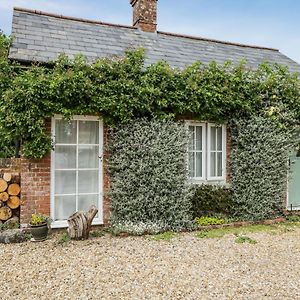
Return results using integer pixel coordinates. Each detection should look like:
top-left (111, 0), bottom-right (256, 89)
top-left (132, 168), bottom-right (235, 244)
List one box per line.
top-left (51, 219), bottom-right (103, 229)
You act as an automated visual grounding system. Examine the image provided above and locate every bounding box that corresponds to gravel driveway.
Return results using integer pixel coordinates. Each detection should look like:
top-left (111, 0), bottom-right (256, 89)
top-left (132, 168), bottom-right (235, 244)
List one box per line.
top-left (1, 227), bottom-right (300, 300)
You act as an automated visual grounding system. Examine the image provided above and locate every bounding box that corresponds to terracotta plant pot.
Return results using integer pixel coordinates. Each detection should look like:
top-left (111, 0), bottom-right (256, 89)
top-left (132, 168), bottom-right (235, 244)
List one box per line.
top-left (30, 223), bottom-right (49, 241)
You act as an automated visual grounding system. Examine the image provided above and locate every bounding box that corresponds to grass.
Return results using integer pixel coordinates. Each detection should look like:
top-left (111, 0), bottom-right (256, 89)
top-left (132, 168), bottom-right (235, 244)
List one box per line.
top-left (235, 235), bottom-right (257, 244)
top-left (152, 231), bottom-right (178, 241)
top-left (195, 220), bottom-right (300, 239)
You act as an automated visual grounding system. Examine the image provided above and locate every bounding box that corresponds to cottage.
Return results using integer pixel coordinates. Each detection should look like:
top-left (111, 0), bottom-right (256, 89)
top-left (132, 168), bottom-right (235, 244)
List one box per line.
top-left (8, 0), bottom-right (300, 227)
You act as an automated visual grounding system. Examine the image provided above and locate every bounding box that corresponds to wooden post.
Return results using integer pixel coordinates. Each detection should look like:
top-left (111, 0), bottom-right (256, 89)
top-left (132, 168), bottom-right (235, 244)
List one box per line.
top-left (67, 205), bottom-right (98, 240)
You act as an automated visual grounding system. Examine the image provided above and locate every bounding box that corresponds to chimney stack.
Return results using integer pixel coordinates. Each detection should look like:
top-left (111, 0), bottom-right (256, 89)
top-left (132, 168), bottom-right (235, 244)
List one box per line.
top-left (130, 0), bottom-right (157, 32)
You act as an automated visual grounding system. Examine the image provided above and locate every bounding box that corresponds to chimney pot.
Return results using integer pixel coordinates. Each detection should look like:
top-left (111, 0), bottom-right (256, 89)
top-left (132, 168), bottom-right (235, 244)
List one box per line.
top-left (130, 0), bottom-right (157, 32)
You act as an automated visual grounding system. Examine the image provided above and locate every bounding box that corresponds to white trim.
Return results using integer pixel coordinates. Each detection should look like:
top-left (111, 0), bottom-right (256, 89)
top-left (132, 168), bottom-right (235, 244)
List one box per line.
top-left (185, 121), bottom-right (226, 184)
top-left (51, 219), bottom-right (103, 229)
top-left (186, 121), bottom-right (206, 181)
top-left (207, 123), bottom-right (226, 181)
top-left (51, 115), bottom-right (104, 224)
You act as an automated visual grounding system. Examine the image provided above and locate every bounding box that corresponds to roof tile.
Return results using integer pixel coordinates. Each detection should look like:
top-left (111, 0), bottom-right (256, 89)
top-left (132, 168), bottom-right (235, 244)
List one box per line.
top-left (9, 8), bottom-right (300, 73)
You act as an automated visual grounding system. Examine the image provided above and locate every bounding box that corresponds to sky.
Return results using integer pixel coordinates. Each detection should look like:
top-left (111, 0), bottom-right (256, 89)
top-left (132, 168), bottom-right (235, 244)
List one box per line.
top-left (1, 0), bottom-right (300, 63)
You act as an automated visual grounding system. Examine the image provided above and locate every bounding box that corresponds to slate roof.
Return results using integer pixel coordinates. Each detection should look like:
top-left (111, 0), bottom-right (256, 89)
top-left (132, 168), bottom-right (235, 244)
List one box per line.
top-left (9, 7), bottom-right (300, 73)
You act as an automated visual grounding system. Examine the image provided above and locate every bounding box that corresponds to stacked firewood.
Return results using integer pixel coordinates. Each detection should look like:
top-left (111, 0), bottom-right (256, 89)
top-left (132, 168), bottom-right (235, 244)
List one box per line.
top-left (0, 173), bottom-right (20, 224)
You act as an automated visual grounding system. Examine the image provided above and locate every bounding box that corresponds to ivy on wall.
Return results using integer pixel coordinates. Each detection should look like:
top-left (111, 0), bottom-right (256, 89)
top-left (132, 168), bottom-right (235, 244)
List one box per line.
top-left (230, 116), bottom-right (296, 220)
top-left (0, 32), bottom-right (299, 158)
top-left (107, 118), bottom-right (193, 231)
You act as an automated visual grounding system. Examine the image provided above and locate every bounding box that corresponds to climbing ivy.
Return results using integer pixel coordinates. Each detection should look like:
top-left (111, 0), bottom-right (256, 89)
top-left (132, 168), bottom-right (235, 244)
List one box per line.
top-left (107, 118), bottom-right (193, 231)
top-left (230, 116), bottom-right (296, 220)
top-left (0, 32), bottom-right (300, 158)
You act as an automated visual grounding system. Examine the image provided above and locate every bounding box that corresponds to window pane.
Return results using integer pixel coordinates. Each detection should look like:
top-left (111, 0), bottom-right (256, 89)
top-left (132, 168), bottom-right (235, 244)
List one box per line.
top-left (195, 152), bottom-right (202, 177)
top-left (78, 194), bottom-right (99, 216)
top-left (55, 195), bottom-right (76, 220)
top-left (196, 126), bottom-right (202, 150)
top-left (78, 170), bottom-right (99, 194)
top-left (217, 127), bottom-right (223, 151)
top-left (188, 126), bottom-right (195, 150)
top-left (55, 146), bottom-right (76, 169)
top-left (55, 170), bottom-right (76, 194)
top-left (210, 127), bottom-right (216, 151)
top-left (55, 120), bottom-right (77, 144)
top-left (79, 121), bottom-right (99, 144)
top-left (188, 152), bottom-right (195, 177)
top-left (217, 152), bottom-right (223, 177)
top-left (78, 146), bottom-right (99, 168)
top-left (210, 152), bottom-right (216, 177)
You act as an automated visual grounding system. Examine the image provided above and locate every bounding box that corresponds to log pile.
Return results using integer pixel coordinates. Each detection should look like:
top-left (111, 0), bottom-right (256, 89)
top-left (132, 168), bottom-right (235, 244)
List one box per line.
top-left (0, 173), bottom-right (21, 226)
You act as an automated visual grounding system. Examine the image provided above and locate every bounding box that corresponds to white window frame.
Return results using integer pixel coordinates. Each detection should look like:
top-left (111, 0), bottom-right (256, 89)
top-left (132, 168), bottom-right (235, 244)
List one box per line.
top-left (186, 121), bottom-right (226, 184)
top-left (207, 123), bottom-right (227, 181)
top-left (51, 115), bottom-right (104, 228)
top-left (187, 122), bottom-right (206, 181)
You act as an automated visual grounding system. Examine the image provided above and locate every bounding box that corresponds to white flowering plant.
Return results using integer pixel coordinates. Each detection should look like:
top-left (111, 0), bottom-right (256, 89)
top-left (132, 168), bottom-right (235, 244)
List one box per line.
top-left (107, 118), bottom-right (194, 231)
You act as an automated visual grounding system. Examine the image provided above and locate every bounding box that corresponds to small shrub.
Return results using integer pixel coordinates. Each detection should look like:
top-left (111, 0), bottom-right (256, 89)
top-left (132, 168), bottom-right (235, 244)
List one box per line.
top-left (286, 215), bottom-right (300, 222)
top-left (191, 184), bottom-right (233, 217)
top-left (235, 235), bottom-right (257, 244)
top-left (57, 233), bottom-right (71, 245)
top-left (24, 233), bottom-right (32, 241)
top-left (195, 216), bottom-right (225, 226)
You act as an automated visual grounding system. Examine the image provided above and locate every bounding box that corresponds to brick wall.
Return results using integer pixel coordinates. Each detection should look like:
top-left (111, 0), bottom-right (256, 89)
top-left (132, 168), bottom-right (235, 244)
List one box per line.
top-left (131, 0), bottom-right (157, 32)
top-left (20, 156), bottom-right (51, 223)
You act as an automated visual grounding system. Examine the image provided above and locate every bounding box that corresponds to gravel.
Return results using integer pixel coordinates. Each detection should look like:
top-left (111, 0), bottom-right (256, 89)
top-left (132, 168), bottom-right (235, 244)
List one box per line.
top-left (1, 228), bottom-right (300, 299)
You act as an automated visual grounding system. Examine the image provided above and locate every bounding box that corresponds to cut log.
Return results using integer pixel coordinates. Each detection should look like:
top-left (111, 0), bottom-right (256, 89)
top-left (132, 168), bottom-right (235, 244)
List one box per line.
top-left (7, 196), bottom-right (20, 209)
top-left (0, 206), bottom-right (12, 221)
top-left (0, 192), bottom-right (9, 202)
top-left (7, 183), bottom-right (20, 196)
top-left (3, 173), bottom-right (12, 182)
top-left (0, 179), bottom-right (8, 193)
top-left (67, 205), bottom-right (98, 240)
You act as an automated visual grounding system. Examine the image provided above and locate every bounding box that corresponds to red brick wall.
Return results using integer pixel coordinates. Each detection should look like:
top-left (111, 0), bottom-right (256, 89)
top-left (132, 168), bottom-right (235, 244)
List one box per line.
top-left (131, 0), bottom-right (157, 32)
top-left (20, 156), bottom-right (51, 223)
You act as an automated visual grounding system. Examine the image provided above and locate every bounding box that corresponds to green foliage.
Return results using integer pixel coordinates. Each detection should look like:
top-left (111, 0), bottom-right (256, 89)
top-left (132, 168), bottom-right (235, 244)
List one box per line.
top-left (230, 116), bottom-right (296, 220)
top-left (235, 235), bottom-right (257, 244)
top-left (0, 32), bottom-right (17, 157)
top-left (57, 232), bottom-right (71, 245)
top-left (152, 231), bottom-right (177, 241)
top-left (191, 184), bottom-right (233, 217)
top-left (286, 215), bottom-right (300, 222)
top-left (30, 213), bottom-right (52, 225)
top-left (195, 216), bottom-right (225, 226)
top-left (195, 223), bottom-right (286, 239)
top-left (0, 40), bottom-right (298, 158)
top-left (107, 118), bottom-right (193, 231)
top-left (0, 221), bottom-right (19, 231)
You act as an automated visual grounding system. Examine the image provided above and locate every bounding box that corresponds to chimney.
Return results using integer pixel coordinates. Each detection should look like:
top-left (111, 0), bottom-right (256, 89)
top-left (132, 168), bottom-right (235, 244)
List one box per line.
top-left (130, 0), bottom-right (157, 32)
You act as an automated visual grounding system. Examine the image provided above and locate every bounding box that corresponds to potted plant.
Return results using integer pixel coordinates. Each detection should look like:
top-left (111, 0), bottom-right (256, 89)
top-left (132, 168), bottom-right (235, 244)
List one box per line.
top-left (29, 213), bottom-right (52, 241)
